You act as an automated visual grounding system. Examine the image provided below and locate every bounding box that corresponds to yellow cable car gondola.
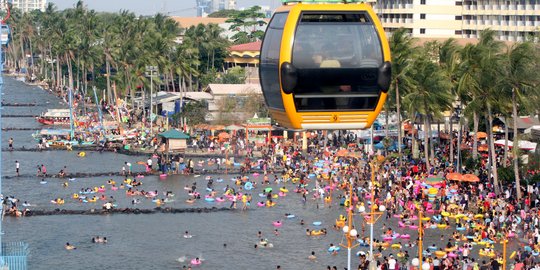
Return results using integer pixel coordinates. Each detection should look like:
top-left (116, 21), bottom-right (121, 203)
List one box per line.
top-left (260, 0), bottom-right (391, 130)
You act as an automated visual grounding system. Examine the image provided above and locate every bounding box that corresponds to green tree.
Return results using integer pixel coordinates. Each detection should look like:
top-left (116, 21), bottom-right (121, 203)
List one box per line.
top-left (403, 51), bottom-right (452, 172)
top-left (388, 28), bottom-right (418, 165)
top-left (208, 9), bottom-right (238, 18)
top-left (226, 6), bottom-right (266, 44)
top-left (178, 101), bottom-right (208, 126)
top-left (499, 41), bottom-right (540, 199)
top-left (219, 66), bottom-right (245, 84)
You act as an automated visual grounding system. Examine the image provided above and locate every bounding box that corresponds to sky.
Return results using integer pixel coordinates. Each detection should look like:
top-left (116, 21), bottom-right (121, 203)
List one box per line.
top-left (49, 0), bottom-right (281, 16)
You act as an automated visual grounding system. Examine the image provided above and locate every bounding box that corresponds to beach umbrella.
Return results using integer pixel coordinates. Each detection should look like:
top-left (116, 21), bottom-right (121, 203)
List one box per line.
top-left (445, 172), bottom-right (463, 181)
top-left (462, 174), bottom-right (480, 183)
top-left (478, 144), bottom-right (488, 152)
top-left (336, 149), bottom-right (349, 157)
top-left (425, 177), bottom-right (444, 184)
top-left (475, 132), bottom-right (487, 139)
top-left (218, 132), bottom-right (230, 139)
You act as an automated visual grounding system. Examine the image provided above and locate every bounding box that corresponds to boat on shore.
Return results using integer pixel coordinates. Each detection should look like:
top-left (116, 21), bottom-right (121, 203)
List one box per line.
top-left (36, 109), bottom-right (71, 125)
top-left (32, 129), bottom-right (95, 148)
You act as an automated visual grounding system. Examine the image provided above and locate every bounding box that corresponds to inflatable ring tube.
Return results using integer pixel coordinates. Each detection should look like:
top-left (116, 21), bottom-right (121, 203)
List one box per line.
top-left (273, 221), bottom-right (282, 227)
top-left (328, 246), bottom-right (340, 252)
top-left (437, 224), bottom-right (448, 229)
top-left (400, 234), bottom-right (410, 239)
top-left (456, 227), bottom-right (466, 231)
top-left (391, 244), bottom-right (401, 249)
top-left (434, 251), bottom-right (446, 258)
top-left (428, 246), bottom-right (438, 251)
top-left (313, 221), bottom-right (322, 226)
top-left (441, 211), bottom-right (450, 217)
top-left (77, 152), bottom-right (86, 157)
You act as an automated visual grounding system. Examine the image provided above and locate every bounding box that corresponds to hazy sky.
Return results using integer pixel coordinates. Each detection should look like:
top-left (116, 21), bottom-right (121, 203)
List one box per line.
top-left (49, 0), bottom-right (281, 16)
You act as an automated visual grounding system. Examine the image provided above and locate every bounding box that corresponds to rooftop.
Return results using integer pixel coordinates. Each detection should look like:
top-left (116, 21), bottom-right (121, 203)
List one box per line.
top-left (170, 17), bottom-right (228, 28)
top-left (159, 129), bottom-right (190, 140)
top-left (205, 84), bottom-right (262, 95)
top-left (229, 41), bottom-right (262, 52)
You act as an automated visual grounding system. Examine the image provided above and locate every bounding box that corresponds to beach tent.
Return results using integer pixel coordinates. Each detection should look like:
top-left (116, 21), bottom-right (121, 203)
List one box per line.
top-left (494, 139), bottom-right (537, 152)
top-left (158, 129), bottom-right (190, 152)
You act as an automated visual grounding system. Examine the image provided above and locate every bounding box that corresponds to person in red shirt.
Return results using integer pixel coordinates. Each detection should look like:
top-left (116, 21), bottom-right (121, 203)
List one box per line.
top-left (483, 200), bottom-right (490, 212)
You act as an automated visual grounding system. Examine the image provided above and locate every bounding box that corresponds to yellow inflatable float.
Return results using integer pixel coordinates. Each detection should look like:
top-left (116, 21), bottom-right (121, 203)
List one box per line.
top-left (437, 224), bottom-right (448, 229)
top-left (77, 152), bottom-right (86, 157)
top-left (434, 251), bottom-right (446, 258)
top-left (479, 250), bottom-right (496, 257)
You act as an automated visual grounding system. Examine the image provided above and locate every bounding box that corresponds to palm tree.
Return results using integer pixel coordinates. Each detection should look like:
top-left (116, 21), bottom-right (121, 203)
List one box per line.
top-left (403, 52), bottom-right (453, 173)
top-left (460, 30), bottom-right (504, 193)
top-left (436, 39), bottom-right (462, 166)
top-left (499, 41), bottom-right (539, 200)
top-left (388, 28), bottom-right (418, 165)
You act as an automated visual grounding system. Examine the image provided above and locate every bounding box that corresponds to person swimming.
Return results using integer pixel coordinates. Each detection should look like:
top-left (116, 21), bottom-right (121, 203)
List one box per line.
top-left (183, 231), bottom-right (193, 238)
top-left (65, 242), bottom-right (76, 250)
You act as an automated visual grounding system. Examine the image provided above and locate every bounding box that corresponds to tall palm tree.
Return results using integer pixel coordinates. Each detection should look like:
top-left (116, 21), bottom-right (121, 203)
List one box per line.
top-left (388, 28), bottom-right (418, 165)
top-left (460, 30), bottom-right (504, 193)
top-left (499, 41), bottom-right (539, 200)
top-left (437, 39), bottom-right (462, 166)
top-left (403, 52), bottom-right (453, 173)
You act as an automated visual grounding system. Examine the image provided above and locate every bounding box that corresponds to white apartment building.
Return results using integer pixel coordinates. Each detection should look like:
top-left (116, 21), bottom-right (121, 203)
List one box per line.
top-left (373, 0), bottom-right (540, 42)
top-left (10, 0), bottom-right (47, 13)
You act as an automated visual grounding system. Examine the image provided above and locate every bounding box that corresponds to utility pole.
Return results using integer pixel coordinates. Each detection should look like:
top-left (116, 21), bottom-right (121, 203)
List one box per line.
top-left (145, 66), bottom-right (158, 135)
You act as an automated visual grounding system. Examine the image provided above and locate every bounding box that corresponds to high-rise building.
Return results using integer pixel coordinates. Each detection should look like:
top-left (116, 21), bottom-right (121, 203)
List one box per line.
top-left (10, 0), bottom-right (47, 13)
top-left (196, 0), bottom-right (237, 17)
top-left (373, 0), bottom-right (540, 42)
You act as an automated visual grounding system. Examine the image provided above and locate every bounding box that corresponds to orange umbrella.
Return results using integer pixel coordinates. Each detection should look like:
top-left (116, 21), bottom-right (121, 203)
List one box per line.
top-left (336, 149), bottom-right (349, 157)
top-left (476, 132), bottom-right (487, 139)
top-left (478, 144), bottom-right (489, 152)
top-left (462, 174), bottom-right (480, 182)
top-left (445, 172), bottom-right (463, 181)
top-left (218, 132), bottom-right (230, 139)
